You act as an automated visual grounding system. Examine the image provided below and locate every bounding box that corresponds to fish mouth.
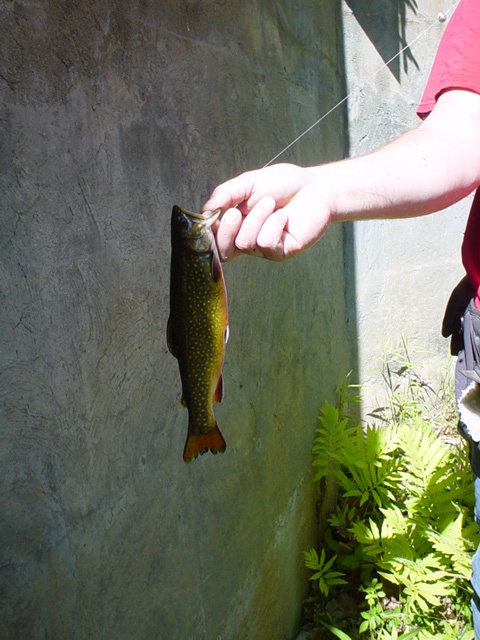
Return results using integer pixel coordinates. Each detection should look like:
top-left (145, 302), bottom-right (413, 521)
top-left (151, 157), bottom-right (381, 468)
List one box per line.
top-left (185, 208), bottom-right (221, 228)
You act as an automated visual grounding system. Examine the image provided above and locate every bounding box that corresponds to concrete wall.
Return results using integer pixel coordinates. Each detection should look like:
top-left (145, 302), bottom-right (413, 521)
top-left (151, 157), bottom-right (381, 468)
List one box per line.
top-left (341, 0), bottom-right (470, 412)
top-left (0, 1), bottom-right (350, 638)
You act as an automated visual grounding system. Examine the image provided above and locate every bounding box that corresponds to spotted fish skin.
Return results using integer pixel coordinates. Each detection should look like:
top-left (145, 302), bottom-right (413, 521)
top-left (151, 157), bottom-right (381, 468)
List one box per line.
top-left (167, 205), bottom-right (228, 463)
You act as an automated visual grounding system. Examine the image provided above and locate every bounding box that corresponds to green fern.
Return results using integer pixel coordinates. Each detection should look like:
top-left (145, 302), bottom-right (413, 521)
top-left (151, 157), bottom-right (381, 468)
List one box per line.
top-left (304, 348), bottom-right (478, 639)
top-left (312, 401), bottom-right (351, 483)
top-left (335, 423), bottom-right (401, 509)
top-left (427, 511), bottom-right (477, 580)
top-left (304, 547), bottom-right (348, 597)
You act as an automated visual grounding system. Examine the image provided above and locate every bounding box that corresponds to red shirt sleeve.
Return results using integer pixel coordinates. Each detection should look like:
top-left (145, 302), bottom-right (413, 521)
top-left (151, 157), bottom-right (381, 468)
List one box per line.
top-left (417, 0), bottom-right (480, 118)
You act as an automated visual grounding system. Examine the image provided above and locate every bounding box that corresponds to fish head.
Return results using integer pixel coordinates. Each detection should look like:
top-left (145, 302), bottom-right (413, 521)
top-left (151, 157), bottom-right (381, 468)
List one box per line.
top-left (172, 206), bottom-right (221, 253)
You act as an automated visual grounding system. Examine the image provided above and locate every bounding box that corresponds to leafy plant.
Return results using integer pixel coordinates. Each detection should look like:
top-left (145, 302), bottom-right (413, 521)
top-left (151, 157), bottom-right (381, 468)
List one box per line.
top-left (304, 547), bottom-right (347, 597)
top-left (303, 342), bottom-right (478, 639)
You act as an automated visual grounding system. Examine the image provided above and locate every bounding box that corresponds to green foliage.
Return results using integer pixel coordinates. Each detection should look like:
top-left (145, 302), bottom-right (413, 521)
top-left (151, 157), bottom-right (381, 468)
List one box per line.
top-left (304, 344), bottom-right (478, 639)
top-left (304, 547), bottom-right (348, 596)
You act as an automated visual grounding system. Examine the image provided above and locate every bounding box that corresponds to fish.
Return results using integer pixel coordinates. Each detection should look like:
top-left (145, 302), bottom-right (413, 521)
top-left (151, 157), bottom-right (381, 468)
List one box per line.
top-left (167, 205), bottom-right (228, 463)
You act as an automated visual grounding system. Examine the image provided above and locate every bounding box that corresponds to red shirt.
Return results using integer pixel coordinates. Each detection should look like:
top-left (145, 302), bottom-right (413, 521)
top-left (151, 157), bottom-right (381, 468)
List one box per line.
top-left (417, 0), bottom-right (480, 306)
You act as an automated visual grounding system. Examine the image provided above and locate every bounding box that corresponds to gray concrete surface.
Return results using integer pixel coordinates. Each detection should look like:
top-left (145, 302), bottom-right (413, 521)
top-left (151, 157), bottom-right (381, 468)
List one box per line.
top-left (0, 1), bottom-right (349, 638)
top-left (342, 0), bottom-right (470, 411)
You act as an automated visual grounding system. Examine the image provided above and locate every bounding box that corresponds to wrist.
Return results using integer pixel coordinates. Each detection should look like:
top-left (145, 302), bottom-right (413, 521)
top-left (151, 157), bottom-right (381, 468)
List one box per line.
top-left (304, 165), bottom-right (339, 223)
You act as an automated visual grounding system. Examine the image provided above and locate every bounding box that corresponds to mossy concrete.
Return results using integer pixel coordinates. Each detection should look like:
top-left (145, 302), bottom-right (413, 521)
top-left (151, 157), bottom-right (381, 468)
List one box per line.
top-left (0, 1), bottom-right (349, 638)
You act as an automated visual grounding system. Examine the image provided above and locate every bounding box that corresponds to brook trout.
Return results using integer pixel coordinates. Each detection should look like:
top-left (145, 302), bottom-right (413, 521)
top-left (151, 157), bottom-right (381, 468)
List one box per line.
top-left (167, 205), bottom-right (228, 463)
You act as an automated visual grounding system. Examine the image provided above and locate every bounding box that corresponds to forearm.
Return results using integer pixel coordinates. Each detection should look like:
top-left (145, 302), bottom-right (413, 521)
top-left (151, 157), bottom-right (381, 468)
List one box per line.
top-left (205, 90), bottom-right (480, 261)
top-left (312, 91), bottom-right (480, 223)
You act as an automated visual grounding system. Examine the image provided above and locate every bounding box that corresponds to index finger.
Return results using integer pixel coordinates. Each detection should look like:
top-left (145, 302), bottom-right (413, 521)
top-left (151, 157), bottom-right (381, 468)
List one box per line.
top-left (202, 170), bottom-right (258, 213)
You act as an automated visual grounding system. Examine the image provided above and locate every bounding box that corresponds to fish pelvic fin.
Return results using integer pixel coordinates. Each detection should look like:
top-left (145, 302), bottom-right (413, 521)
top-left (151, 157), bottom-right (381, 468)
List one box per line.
top-left (183, 425), bottom-right (226, 463)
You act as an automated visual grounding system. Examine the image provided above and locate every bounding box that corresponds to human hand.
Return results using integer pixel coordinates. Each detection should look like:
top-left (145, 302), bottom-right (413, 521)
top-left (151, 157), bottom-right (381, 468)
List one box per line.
top-left (202, 163), bottom-right (332, 261)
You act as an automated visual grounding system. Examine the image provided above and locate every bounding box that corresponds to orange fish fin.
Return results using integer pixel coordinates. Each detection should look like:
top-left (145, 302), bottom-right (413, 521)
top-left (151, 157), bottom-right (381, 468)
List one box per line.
top-left (183, 425), bottom-right (226, 463)
top-left (213, 374), bottom-right (223, 403)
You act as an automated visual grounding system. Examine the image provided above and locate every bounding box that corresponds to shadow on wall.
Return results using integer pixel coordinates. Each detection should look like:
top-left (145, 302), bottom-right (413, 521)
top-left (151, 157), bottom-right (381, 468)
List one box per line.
top-left (340, 0), bottom-right (422, 390)
top-left (344, 0), bottom-right (419, 79)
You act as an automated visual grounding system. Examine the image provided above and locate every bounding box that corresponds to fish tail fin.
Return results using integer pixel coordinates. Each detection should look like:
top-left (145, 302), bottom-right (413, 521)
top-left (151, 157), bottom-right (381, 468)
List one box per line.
top-left (183, 425), bottom-right (226, 463)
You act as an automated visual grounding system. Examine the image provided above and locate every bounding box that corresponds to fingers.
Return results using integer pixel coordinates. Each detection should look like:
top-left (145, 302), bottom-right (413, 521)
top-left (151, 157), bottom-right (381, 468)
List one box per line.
top-left (242, 189), bottom-right (330, 261)
top-left (215, 197), bottom-right (291, 262)
top-left (213, 192), bottom-right (329, 262)
top-left (256, 209), bottom-right (289, 261)
top-left (202, 170), bottom-right (257, 213)
top-left (215, 207), bottom-right (243, 261)
top-left (234, 196), bottom-right (276, 256)
top-left (214, 196), bottom-right (279, 261)
top-left (203, 163), bottom-right (301, 213)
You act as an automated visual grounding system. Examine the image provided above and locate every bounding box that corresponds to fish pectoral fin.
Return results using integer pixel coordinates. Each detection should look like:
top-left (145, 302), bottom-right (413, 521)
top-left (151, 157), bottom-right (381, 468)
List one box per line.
top-left (213, 374), bottom-right (223, 403)
top-left (166, 317), bottom-right (178, 357)
top-left (210, 252), bottom-right (222, 283)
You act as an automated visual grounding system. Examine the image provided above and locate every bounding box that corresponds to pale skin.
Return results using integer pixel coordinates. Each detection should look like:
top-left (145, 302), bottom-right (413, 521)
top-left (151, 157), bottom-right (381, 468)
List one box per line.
top-left (203, 89), bottom-right (480, 262)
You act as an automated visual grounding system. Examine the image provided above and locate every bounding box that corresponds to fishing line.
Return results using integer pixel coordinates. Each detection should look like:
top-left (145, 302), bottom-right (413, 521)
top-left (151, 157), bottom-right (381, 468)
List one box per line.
top-left (263, 2), bottom-right (459, 168)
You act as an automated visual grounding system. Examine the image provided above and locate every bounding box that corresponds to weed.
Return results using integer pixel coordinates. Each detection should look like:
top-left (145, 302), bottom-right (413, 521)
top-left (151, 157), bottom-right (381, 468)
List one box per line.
top-left (304, 341), bottom-right (478, 639)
